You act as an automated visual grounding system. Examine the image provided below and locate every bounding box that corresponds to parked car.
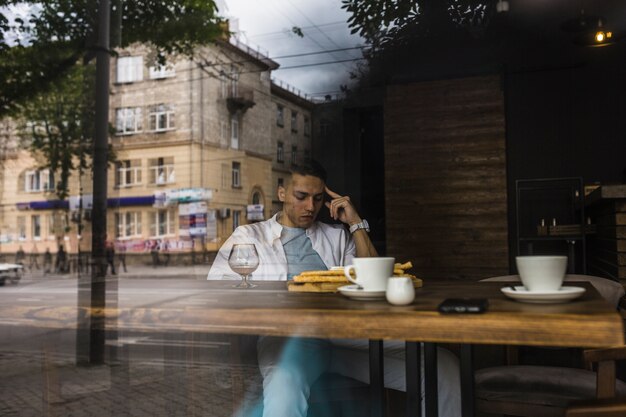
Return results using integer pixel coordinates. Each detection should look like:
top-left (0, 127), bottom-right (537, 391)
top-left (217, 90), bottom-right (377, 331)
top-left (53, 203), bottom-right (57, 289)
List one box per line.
top-left (0, 263), bottom-right (23, 286)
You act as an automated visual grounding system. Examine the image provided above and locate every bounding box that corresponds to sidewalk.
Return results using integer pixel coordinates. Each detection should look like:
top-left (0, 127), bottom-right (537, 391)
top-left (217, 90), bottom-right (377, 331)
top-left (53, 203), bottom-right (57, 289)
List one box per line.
top-left (19, 263), bottom-right (212, 282)
top-left (0, 262), bottom-right (266, 417)
top-left (0, 348), bottom-right (263, 417)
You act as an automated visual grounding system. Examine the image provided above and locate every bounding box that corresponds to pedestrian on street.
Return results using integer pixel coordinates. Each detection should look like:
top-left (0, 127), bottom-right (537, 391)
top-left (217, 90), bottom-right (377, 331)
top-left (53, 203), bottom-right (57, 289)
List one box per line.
top-left (55, 244), bottom-right (67, 273)
top-left (43, 248), bottom-right (52, 274)
top-left (29, 244), bottom-right (40, 270)
top-left (15, 246), bottom-right (26, 269)
top-left (151, 239), bottom-right (160, 268)
top-left (162, 239), bottom-right (170, 267)
top-left (105, 240), bottom-right (116, 275)
top-left (117, 240), bottom-right (128, 273)
top-left (191, 239), bottom-right (196, 265)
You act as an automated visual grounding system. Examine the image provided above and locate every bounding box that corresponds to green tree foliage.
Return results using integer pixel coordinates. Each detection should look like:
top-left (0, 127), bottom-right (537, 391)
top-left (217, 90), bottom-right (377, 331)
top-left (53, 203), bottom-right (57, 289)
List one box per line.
top-left (17, 63), bottom-right (114, 200)
top-left (0, 0), bottom-right (224, 116)
top-left (341, 0), bottom-right (494, 48)
top-left (1, 0), bottom-right (223, 199)
top-left (341, 0), bottom-right (497, 94)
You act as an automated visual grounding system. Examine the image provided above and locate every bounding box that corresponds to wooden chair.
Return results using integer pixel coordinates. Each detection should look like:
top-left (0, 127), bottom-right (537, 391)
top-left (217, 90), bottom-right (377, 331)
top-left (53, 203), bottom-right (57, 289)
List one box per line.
top-left (566, 397), bottom-right (626, 417)
top-left (476, 275), bottom-right (626, 416)
top-left (476, 346), bottom-right (626, 416)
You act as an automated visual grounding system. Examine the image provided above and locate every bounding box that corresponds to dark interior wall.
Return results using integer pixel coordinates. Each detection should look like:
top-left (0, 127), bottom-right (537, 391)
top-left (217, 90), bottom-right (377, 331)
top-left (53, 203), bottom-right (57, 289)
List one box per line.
top-left (312, 102), bottom-right (387, 254)
top-left (385, 75), bottom-right (509, 280)
top-left (505, 44), bottom-right (626, 268)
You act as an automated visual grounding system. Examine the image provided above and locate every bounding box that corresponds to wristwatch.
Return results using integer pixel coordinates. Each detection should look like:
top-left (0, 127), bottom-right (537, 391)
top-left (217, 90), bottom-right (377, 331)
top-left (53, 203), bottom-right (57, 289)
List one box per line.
top-left (349, 219), bottom-right (370, 234)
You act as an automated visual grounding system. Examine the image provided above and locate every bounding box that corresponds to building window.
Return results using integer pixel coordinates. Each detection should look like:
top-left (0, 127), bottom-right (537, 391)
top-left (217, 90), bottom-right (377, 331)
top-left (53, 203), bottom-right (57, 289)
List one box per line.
top-left (232, 162), bottom-right (241, 188)
top-left (47, 214), bottom-right (55, 238)
top-left (117, 56), bottom-right (143, 83)
top-left (291, 145), bottom-right (298, 166)
top-left (220, 69), bottom-right (228, 98)
top-left (276, 104), bottom-right (284, 127)
top-left (25, 169), bottom-right (53, 192)
top-left (17, 216), bottom-right (26, 240)
top-left (304, 116), bottom-right (311, 136)
top-left (230, 66), bottom-right (239, 97)
top-left (116, 211), bottom-right (142, 238)
top-left (278, 178), bottom-right (284, 189)
top-left (233, 210), bottom-right (241, 231)
top-left (47, 213), bottom-right (68, 238)
top-left (149, 104), bottom-right (175, 132)
top-left (151, 208), bottom-right (175, 237)
top-left (252, 192), bottom-right (261, 205)
top-left (32, 215), bottom-right (41, 240)
top-left (231, 116), bottom-right (239, 149)
top-left (115, 107), bottom-right (143, 135)
top-left (148, 64), bottom-right (175, 79)
top-left (115, 160), bottom-right (142, 188)
top-left (277, 141), bottom-right (284, 163)
top-left (320, 120), bottom-right (331, 138)
top-left (149, 157), bottom-right (175, 185)
top-left (291, 111), bottom-right (298, 133)
top-left (304, 149), bottom-right (310, 163)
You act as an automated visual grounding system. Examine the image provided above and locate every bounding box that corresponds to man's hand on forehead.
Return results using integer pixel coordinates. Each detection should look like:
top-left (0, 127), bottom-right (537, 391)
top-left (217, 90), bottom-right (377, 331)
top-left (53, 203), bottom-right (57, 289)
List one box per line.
top-left (324, 187), bottom-right (362, 225)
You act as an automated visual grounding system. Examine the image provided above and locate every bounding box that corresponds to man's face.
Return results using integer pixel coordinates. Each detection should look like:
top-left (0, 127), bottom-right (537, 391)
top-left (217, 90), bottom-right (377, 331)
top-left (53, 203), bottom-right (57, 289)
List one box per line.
top-left (278, 174), bottom-right (325, 228)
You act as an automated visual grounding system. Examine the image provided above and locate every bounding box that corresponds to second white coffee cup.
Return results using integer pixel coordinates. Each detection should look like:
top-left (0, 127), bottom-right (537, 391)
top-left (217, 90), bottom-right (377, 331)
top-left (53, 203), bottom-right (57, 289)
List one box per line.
top-left (344, 257), bottom-right (395, 291)
top-left (515, 255), bottom-right (567, 292)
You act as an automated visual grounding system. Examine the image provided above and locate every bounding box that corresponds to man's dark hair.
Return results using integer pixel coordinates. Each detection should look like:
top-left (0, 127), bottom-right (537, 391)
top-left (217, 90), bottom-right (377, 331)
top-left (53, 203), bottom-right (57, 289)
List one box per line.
top-left (290, 160), bottom-right (327, 183)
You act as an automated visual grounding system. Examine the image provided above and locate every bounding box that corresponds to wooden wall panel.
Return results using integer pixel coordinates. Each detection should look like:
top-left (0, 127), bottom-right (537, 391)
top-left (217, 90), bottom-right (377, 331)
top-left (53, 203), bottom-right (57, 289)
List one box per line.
top-left (384, 76), bottom-right (509, 280)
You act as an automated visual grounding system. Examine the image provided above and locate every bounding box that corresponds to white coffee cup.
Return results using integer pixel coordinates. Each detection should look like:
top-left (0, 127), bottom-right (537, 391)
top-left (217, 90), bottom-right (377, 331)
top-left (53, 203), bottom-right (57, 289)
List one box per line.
top-left (344, 257), bottom-right (395, 291)
top-left (386, 277), bottom-right (415, 305)
top-left (515, 255), bottom-right (567, 292)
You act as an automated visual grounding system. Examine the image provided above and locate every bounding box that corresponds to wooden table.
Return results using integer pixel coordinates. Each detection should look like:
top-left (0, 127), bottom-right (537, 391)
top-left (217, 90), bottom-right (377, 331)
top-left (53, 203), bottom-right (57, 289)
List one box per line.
top-left (102, 281), bottom-right (623, 347)
top-left (117, 281), bottom-right (624, 417)
top-left (7, 280), bottom-right (624, 417)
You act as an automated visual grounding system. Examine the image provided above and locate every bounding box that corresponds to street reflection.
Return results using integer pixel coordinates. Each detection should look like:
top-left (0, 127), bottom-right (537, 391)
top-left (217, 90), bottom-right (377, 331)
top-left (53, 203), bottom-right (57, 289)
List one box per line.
top-left (0, 271), bottom-right (266, 417)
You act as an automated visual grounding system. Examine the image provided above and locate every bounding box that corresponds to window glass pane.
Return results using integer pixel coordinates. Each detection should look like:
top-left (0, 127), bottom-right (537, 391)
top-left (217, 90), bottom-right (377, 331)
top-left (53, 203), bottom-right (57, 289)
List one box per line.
top-left (231, 117), bottom-right (239, 149)
top-left (32, 215), bottom-right (41, 238)
top-left (17, 216), bottom-right (26, 239)
top-left (117, 56), bottom-right (143, 83)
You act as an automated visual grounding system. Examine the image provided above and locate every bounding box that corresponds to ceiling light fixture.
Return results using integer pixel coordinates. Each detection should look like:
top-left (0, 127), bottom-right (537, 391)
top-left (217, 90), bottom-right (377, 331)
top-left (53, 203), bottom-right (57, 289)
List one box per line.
top-left (561, 9), bottom-right (616, 47)
top-left (496, 0), bottom-right (509, 13)
top-left (593, 18), bottom-right (613, 44)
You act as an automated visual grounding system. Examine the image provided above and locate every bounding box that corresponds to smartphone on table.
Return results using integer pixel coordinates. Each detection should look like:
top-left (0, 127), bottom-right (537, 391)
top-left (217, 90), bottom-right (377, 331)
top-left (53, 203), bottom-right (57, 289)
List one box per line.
top-left (438, 298), bottom-right (489, 314)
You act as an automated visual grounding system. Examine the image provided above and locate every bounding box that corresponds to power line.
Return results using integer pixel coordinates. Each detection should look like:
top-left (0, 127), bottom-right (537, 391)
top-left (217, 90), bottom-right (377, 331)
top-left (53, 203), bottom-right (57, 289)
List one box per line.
top-left (280, 0), bottom-right (358, 66)
top-left (262, 0), bottom-right (355, 71)
top-left (110, 54), bottom-right (364, 96)
top-left (272, 46), bottom-right (366, 60)
top-left (266, 57), bottom-right (365, 71)
top-left (248, 20), bottom-right (348, 39)
top-left (193, 44), bottom-right (365, 69)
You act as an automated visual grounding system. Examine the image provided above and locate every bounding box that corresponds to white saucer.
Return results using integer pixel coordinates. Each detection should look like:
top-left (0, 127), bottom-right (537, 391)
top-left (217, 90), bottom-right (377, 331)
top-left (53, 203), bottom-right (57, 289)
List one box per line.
top-left (338, 285), bottom-right (386, 300)
top-left (501, 286), bottom-right (586, 304)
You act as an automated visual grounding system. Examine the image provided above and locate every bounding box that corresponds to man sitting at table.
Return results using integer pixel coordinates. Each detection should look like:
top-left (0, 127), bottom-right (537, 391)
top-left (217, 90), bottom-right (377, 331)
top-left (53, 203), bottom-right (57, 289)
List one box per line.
top-left (208, 161), bottom-right (461, 417)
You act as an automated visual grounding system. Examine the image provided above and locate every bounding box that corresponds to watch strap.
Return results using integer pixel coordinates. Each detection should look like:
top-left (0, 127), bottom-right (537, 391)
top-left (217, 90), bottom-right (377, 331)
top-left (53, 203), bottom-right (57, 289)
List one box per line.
top-left (349, 219), bottom-right (370, 233)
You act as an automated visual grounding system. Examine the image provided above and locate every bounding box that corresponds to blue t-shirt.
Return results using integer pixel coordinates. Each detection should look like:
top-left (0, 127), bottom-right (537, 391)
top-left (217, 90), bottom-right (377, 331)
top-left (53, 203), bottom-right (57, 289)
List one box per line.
top-left (280, 226), bottom-right (327, 280)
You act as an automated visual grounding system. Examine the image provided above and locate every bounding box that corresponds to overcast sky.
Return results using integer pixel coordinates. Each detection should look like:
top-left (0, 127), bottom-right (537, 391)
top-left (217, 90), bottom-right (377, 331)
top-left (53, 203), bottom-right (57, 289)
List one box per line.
top-left (222, 0), bottom-right (365, 98)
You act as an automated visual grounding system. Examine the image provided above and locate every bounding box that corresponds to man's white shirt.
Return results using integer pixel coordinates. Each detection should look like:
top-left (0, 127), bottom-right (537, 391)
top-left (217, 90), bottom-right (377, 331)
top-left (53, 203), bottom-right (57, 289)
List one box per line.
top-left (207, 213), bottom-right (356, 281)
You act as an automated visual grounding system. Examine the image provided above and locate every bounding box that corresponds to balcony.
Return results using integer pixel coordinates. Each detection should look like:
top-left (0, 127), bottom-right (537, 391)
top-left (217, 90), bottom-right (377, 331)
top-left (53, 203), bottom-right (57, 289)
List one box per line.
top-left (226, 86), bottom-right (255, 114)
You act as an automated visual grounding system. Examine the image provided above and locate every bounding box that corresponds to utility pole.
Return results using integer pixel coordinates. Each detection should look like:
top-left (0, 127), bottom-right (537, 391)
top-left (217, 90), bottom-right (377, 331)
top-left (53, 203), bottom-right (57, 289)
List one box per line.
top-left (78, 0), bottom-right (110, 365)
top-left (91, 0), bottom-right (111, 365)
